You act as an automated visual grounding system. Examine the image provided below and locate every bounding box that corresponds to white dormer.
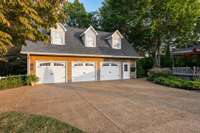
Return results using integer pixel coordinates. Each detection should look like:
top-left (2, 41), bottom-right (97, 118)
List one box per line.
top-left (106, 30), bottom-right (123, 49)
top-left (80, 26), bottom-right (98, 47)
top-left (51, 23), bottom-right (67, 45)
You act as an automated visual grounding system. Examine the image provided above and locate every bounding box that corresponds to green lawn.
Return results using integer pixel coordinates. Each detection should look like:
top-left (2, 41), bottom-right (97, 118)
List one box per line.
top-left (0, 112), bottom-right (85, 133)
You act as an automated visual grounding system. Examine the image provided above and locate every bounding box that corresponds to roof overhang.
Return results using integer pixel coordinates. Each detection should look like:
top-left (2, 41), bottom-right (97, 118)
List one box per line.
top-left (172, 48), bottom-right (200, 55)
top-left (21, 51), bottom-right (143, 59)
top-left (51, 23), bottom-right (67, 32)
top-left (106, 30), bottom-right (123, 40)
top-left (80, 25), bottom-right (98, 37)
top-left (172, 50), bottom-right (193, 55)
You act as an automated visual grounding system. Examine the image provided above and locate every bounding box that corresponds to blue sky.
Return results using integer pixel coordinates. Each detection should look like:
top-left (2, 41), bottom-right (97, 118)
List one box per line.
top-left (69, 0), bottom-right (103, 12)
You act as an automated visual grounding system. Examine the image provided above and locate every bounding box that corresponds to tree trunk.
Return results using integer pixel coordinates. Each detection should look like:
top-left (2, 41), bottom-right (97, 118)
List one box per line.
top-left (153, 34), bottom-right (161, 67)
top-left (153, 49), bottom-right (160, 67)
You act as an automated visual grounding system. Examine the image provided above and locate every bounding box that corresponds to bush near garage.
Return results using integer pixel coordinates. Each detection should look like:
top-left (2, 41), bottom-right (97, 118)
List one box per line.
top-left (137, 57), bottom-right (154, 78)
top-left (26, 74), bottom-right (39, 86)
top-left (0, 75), bottom-right (26, 90)
top-left (0, 75), bottom-right (38, 90)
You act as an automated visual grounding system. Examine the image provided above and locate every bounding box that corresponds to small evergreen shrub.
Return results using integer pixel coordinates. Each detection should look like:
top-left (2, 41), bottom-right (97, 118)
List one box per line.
top-left (26, 75), bottom-right (39, 85)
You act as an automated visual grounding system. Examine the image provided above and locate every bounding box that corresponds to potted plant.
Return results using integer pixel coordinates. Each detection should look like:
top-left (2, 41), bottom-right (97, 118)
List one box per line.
top-left (26, 75), bottom-right (39, 86)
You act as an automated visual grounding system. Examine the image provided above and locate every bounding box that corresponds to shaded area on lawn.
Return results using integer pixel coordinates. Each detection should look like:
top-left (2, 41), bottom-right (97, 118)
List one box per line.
top-left (0, 112), bottom-right (85, 133)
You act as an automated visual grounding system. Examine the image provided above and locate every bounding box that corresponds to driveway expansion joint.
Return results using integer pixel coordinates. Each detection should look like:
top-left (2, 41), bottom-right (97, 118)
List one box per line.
top-left (70, 85), bottom-right (125, 133)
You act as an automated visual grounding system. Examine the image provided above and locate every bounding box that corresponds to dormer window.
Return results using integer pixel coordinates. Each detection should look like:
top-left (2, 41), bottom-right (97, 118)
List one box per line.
top-left (80, 26), bottom-right (98, 48)
top-left (106, 30), bottom-right (123, 49)
top-left (52, 31), bottom-right (63, 45)
top-left (51, 23), bottom-right (66, 45)
top-left (87, 36), bottom-right (95, 47)
top-left (113, 37), bottom-right (121, 49)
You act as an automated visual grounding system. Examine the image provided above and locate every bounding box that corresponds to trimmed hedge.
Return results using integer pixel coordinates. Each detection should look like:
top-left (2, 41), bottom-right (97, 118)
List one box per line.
top-left (148, 74), bottom-right (200, 90)
top-left (0, 75), bottom-right (40, 90)
top-left (0, 75), bottom-right (26, 90)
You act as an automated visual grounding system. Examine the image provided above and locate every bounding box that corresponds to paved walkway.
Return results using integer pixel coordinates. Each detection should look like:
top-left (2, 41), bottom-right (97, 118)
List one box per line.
top-left (0, 80), bottom-right (200, 133)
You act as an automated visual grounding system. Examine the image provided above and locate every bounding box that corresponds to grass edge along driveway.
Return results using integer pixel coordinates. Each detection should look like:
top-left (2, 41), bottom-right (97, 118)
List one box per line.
top-left (0, 112), bottom-right (85, 133)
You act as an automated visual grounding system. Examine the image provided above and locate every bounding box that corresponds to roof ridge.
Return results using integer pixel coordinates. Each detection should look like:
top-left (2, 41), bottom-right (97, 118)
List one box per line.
top-left (68, 26), bottom-right (113, 35)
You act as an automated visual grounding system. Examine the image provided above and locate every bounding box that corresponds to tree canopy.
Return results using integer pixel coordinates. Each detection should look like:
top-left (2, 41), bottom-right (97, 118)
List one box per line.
top-left (100, 0), bottom-right (200, 66)
top-left (63, 0), bottom-right (92, 28)
top-left (0, 0), bottom-right (65, 56)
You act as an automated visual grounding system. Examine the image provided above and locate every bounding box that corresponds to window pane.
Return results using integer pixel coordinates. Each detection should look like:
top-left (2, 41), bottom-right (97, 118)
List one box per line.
top-left (74, 63), bottom-right (83, 66)
top-left (124, 64), bottom-right (128, 71)
top-left (53, 32), bottom-right (62, 44)
top-left (87, 37), bottom-right (94, 47)
top-left (111, 63), bottom-right (118, 66)
top-left (54, 63), bottom-right (64, 66)
top-left (86, 63), bottom-right (94, 66)
top-left (113, 38), bottom-right (121, 49)
top-left (131, 67), bottom-right (136, 72)
top-left (103, 63), bottom-right (110, 66)
top-left (40, 63), bottom-right (50, 66)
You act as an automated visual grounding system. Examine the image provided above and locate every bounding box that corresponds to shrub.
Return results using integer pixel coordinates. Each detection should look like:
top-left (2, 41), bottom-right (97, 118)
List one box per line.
top-left (26, 75), bottom-right (39, 85)
top-left (161, 45), bottom-right (172, 68)
top-left (0, 75), bottom-right (26, 90)
top-left (148, 74), bottom-right (200, 90)
top-left (0, 74), bottom-right (39, 90)
top-left (148, 67), bottom-right (171, 77)
top-left (137, 57), bottom-right (154, 78)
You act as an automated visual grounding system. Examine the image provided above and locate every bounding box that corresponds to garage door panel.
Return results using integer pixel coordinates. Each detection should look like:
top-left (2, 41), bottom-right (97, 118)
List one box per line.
top-left (72, 62), bottom-right (96, 82)
top-left (100, 62), bottom-right (121, 80)
top-left (52, 63), bottom-right (66, 83)
top-left (37, 61), bottom-right (66, 84)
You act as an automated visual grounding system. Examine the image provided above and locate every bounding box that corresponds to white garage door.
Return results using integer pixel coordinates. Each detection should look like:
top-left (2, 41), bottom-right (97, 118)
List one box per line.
top-left (72, 62), bottom-right (96, 82)
top-left (37, 61), bottom-right (66, 84)
top-left (100, 62), bottom-right (121, 80)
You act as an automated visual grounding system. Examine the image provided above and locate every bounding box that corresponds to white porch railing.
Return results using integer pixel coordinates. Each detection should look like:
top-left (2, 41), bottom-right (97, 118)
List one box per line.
top-left (172, 67), bottom-right (200, 76)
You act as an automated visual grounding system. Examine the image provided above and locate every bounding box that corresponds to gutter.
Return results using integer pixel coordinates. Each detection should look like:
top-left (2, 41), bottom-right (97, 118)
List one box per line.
top-left (21, 51), bottom-right (143, 59)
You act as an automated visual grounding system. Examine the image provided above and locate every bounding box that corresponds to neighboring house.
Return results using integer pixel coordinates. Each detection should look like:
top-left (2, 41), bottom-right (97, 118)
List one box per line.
top-left (172, 44), bottom-right (200, 79)
top-left (21, 23), bottom-right (142, 84)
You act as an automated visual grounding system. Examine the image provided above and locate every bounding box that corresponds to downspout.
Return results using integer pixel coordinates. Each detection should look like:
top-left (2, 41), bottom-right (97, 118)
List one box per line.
top-left (27, 54), bottom-right (30, 75)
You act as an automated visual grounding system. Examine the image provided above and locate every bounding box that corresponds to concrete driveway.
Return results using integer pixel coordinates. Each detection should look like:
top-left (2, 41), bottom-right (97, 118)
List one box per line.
top-left (0, 80), bottom-right (200, 133)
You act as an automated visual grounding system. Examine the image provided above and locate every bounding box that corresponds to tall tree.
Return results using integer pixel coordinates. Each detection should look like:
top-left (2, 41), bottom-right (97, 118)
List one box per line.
top-left (0, 0), bottom-right (66, 56)
top-left (100, 0), bottom-right (200, 67)
top-left (144, 0), bottom-right (200, 66)
top-left (64, 0), bottom-right (92, 28)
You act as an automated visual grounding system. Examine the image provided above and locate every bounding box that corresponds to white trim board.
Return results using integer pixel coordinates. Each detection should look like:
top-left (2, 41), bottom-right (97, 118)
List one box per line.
top-left (21, 51), bottom-right (143, 59)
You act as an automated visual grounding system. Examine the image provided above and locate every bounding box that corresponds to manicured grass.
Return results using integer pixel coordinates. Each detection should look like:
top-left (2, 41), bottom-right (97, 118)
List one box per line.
top-left (148, 74), bottom-right (200, 90)
top-left (0, 112), bottom-right (85, 133)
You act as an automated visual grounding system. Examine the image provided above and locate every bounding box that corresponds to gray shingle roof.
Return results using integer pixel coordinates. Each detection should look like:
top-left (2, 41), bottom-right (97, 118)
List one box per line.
top-left (172, 44), bottom-right (200, 55)
top-left (21, 27), bottom-right (141, 58)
